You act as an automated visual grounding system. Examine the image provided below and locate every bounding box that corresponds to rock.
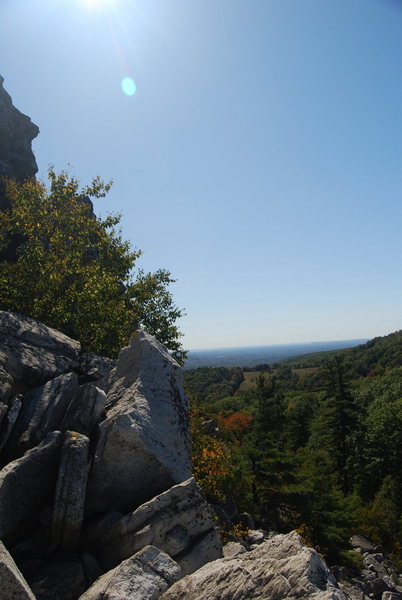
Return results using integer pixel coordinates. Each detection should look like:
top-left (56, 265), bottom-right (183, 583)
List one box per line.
top-left (350, 535), bottom-right (376, 554)
top-left (339, 581), bottom-right (370, 600)
top-left (0, 366), bottom-right (13, 403)
top-left (363, 554), bottom-right (388, 576)
top-left (83, 478), bottom-right (222, 574)
top-left (81, 552), bottom-right (103, 587)
top-left (79, 353), bottom-right (116, 383)
top-left (0, 539), bottom-right (36, 599)
top-left (78, 545), bottom-right (181, 600)
top-left (86, 331), bottom-right (191, 514)
top-left (30, 555), bottom-right (86, 600)
top-left (52, 431), bottom-right (90, 550)
top-left (382, 592), bottom-right (402, 600)
top-left (60, 383), bottom-right (106, 437)
top-left (0, 312), bottom-right (80, 388)
top-left (0, 431), bottom-right (62, 542)
top-left (0, 394), bottom-right (22, 452)
top-left (222, 541), bottom-right (247, 558)
top-left (0, 401), bottom-right (8, 428)
top-left (0, 76), bottom-right (39, 211)
top-left (161, 531), bottom-right (347, 600)
top-left (8, 527), bottom-right (52, 582)
top-left (245, 529), bottom-right (266, 545)
top-left (4, 373), bottom-right (79, 460)
top-left (176, 528), bottom-right (222, 577)
top-left (364, 577), bottom-right (389, 597)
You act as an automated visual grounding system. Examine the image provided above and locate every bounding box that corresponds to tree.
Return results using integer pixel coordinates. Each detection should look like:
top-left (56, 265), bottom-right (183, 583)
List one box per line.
top-left (0, 169), bottom-right (186, 360)
top-left (308, 357), bottom-right (357, 493)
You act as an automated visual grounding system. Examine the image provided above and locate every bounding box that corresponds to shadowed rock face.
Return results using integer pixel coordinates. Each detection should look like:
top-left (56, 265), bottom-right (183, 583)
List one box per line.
top-left (0, 75), bottom-right (39, 210)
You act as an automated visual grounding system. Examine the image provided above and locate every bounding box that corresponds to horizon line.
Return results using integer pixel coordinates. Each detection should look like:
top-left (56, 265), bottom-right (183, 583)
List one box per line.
top-left (187, 337), bottom-right (370, 353)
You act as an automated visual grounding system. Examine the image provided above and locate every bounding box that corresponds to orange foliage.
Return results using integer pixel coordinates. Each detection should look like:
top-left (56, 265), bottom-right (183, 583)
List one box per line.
top-left (220, 412), bottom-right (252, 432)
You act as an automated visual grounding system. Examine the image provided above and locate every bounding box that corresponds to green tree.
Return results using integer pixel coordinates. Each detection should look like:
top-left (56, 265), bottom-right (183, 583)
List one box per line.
top-left (308, 357), bottom-right (356, 493)
top-left (0, 169), bottom-right (185, 360)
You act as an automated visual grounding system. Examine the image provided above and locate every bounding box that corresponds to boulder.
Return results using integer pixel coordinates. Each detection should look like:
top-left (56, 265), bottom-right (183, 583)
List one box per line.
top-left (0, 540), bottom-right (36, 599)
top-left (0, 431), bottom-right (62, 542)
top-left (176, 528), bottom-right (222, 577)
top-left (60, 383), bottom-right (106, 437)
top-left (79, 353), bottom-right (116, 383)
top-left (78, 545), bottom-right (181, 600)
top-left (0, 366), bottom-right (13, 403)
top-left (0, 312), bottom-right (80, 388)
top-left (52, 431), bottom-right (90, 550)
top-left (350, 535), bottom-right (376, 554)
top-left (83, 478), bottom-right (222, 574)
top-left (85, 331), bottom-right (191, 514)
top-left (0, 394), bottom-right (22, 452)
top-left (30, 555), bottom-right (86, 600)
top-left (161, 531), bottom-right (347, 600)
top-left (4, 372), bottom-right (79, 460)
top-left (0, 76), bottom-right (39, 211)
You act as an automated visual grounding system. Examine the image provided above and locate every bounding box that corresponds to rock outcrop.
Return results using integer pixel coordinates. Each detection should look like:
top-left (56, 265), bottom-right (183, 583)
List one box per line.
top-left (0, 311), bottom-right (81, 391)
top-left (83, 478), bottom-right (222, 575)
top-left (86, 331), bottom-right (191, 514)
top-left (335, 536), bottom-right (402, 600)
top-left (0, 311), bottom-right (217, 600)
top-left (161, 531), bottom-right (347, 600)
top-left (0, 310), bottom-right (399, 600)
top-left (0, 76), bottom-right (39, 210)
top-left (79, 546), bottom-right (181, 600)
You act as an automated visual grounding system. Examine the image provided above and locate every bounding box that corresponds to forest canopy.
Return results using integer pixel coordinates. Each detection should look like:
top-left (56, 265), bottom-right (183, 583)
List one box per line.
top-left (0, 169), bottom-right (186, 361)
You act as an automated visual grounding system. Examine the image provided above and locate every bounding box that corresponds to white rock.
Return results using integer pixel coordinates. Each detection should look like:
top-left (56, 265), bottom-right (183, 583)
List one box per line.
top-left (83, 478), bottom-right (222, 575)
top-left (79, 545), bottom-right (181, 600)
top-left (0, 311), bottom-right (80, 386)
top-left (161, 531), bottom-right (347, 600)
top-left (86, 331), bottom-right (191, 514)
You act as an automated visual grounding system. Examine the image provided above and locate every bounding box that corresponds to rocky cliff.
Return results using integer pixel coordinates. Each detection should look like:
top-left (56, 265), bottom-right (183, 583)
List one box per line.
top-left (0, 311), bottom-right (222, 599)
top-left (0, 76), bottom-right (39, 210)
top-left (2, 311), bottom-right (398, 600)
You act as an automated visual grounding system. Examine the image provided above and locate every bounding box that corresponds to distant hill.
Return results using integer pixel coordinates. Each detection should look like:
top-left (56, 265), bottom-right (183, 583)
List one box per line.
top-left (184, 339), bottom-right (367, 369)
top-left (287, 329), bottom-right (402, 377)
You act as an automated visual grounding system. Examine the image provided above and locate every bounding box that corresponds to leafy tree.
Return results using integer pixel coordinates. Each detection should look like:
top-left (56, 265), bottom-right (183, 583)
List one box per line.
top-left (0, 169), bottom-right (185, 359)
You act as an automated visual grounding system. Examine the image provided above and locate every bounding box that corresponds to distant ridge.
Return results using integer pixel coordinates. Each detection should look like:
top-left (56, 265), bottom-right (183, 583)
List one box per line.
top-left (184, 339), bottom-right (368, 369)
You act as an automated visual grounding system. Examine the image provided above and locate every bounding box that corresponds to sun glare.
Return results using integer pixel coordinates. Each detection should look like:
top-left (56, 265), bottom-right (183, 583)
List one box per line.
top-left (85, 0), bottom-right (116, 8)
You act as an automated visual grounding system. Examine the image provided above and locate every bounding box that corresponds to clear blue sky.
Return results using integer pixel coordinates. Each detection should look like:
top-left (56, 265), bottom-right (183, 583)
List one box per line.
top-left (1, 0), bottom-right (402, 349)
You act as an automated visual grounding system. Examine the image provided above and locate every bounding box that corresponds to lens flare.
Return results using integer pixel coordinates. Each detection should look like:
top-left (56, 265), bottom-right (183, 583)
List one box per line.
top-left (121, 77), bottom-right (137, 96)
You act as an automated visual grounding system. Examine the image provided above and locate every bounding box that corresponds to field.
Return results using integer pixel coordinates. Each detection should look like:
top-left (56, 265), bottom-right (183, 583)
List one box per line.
top-left (237, 366), bottom-right (320, 393)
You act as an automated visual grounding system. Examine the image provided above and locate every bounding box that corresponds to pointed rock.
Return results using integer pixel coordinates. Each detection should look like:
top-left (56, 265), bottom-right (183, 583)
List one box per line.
top-left (52, 431), bottom-right (90, 550)
top-left (0, 540), bottom-right (36, 600)
top-left (86, 331), bottom-right (191, 514)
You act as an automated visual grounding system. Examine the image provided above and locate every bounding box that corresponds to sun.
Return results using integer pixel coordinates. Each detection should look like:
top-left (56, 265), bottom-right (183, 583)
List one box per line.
top-left (85, 0), bottom-right (116, 8)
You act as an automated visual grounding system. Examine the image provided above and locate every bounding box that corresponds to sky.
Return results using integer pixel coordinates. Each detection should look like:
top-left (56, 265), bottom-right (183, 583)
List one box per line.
top-left (1, 0), bottom-right (402, 349)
